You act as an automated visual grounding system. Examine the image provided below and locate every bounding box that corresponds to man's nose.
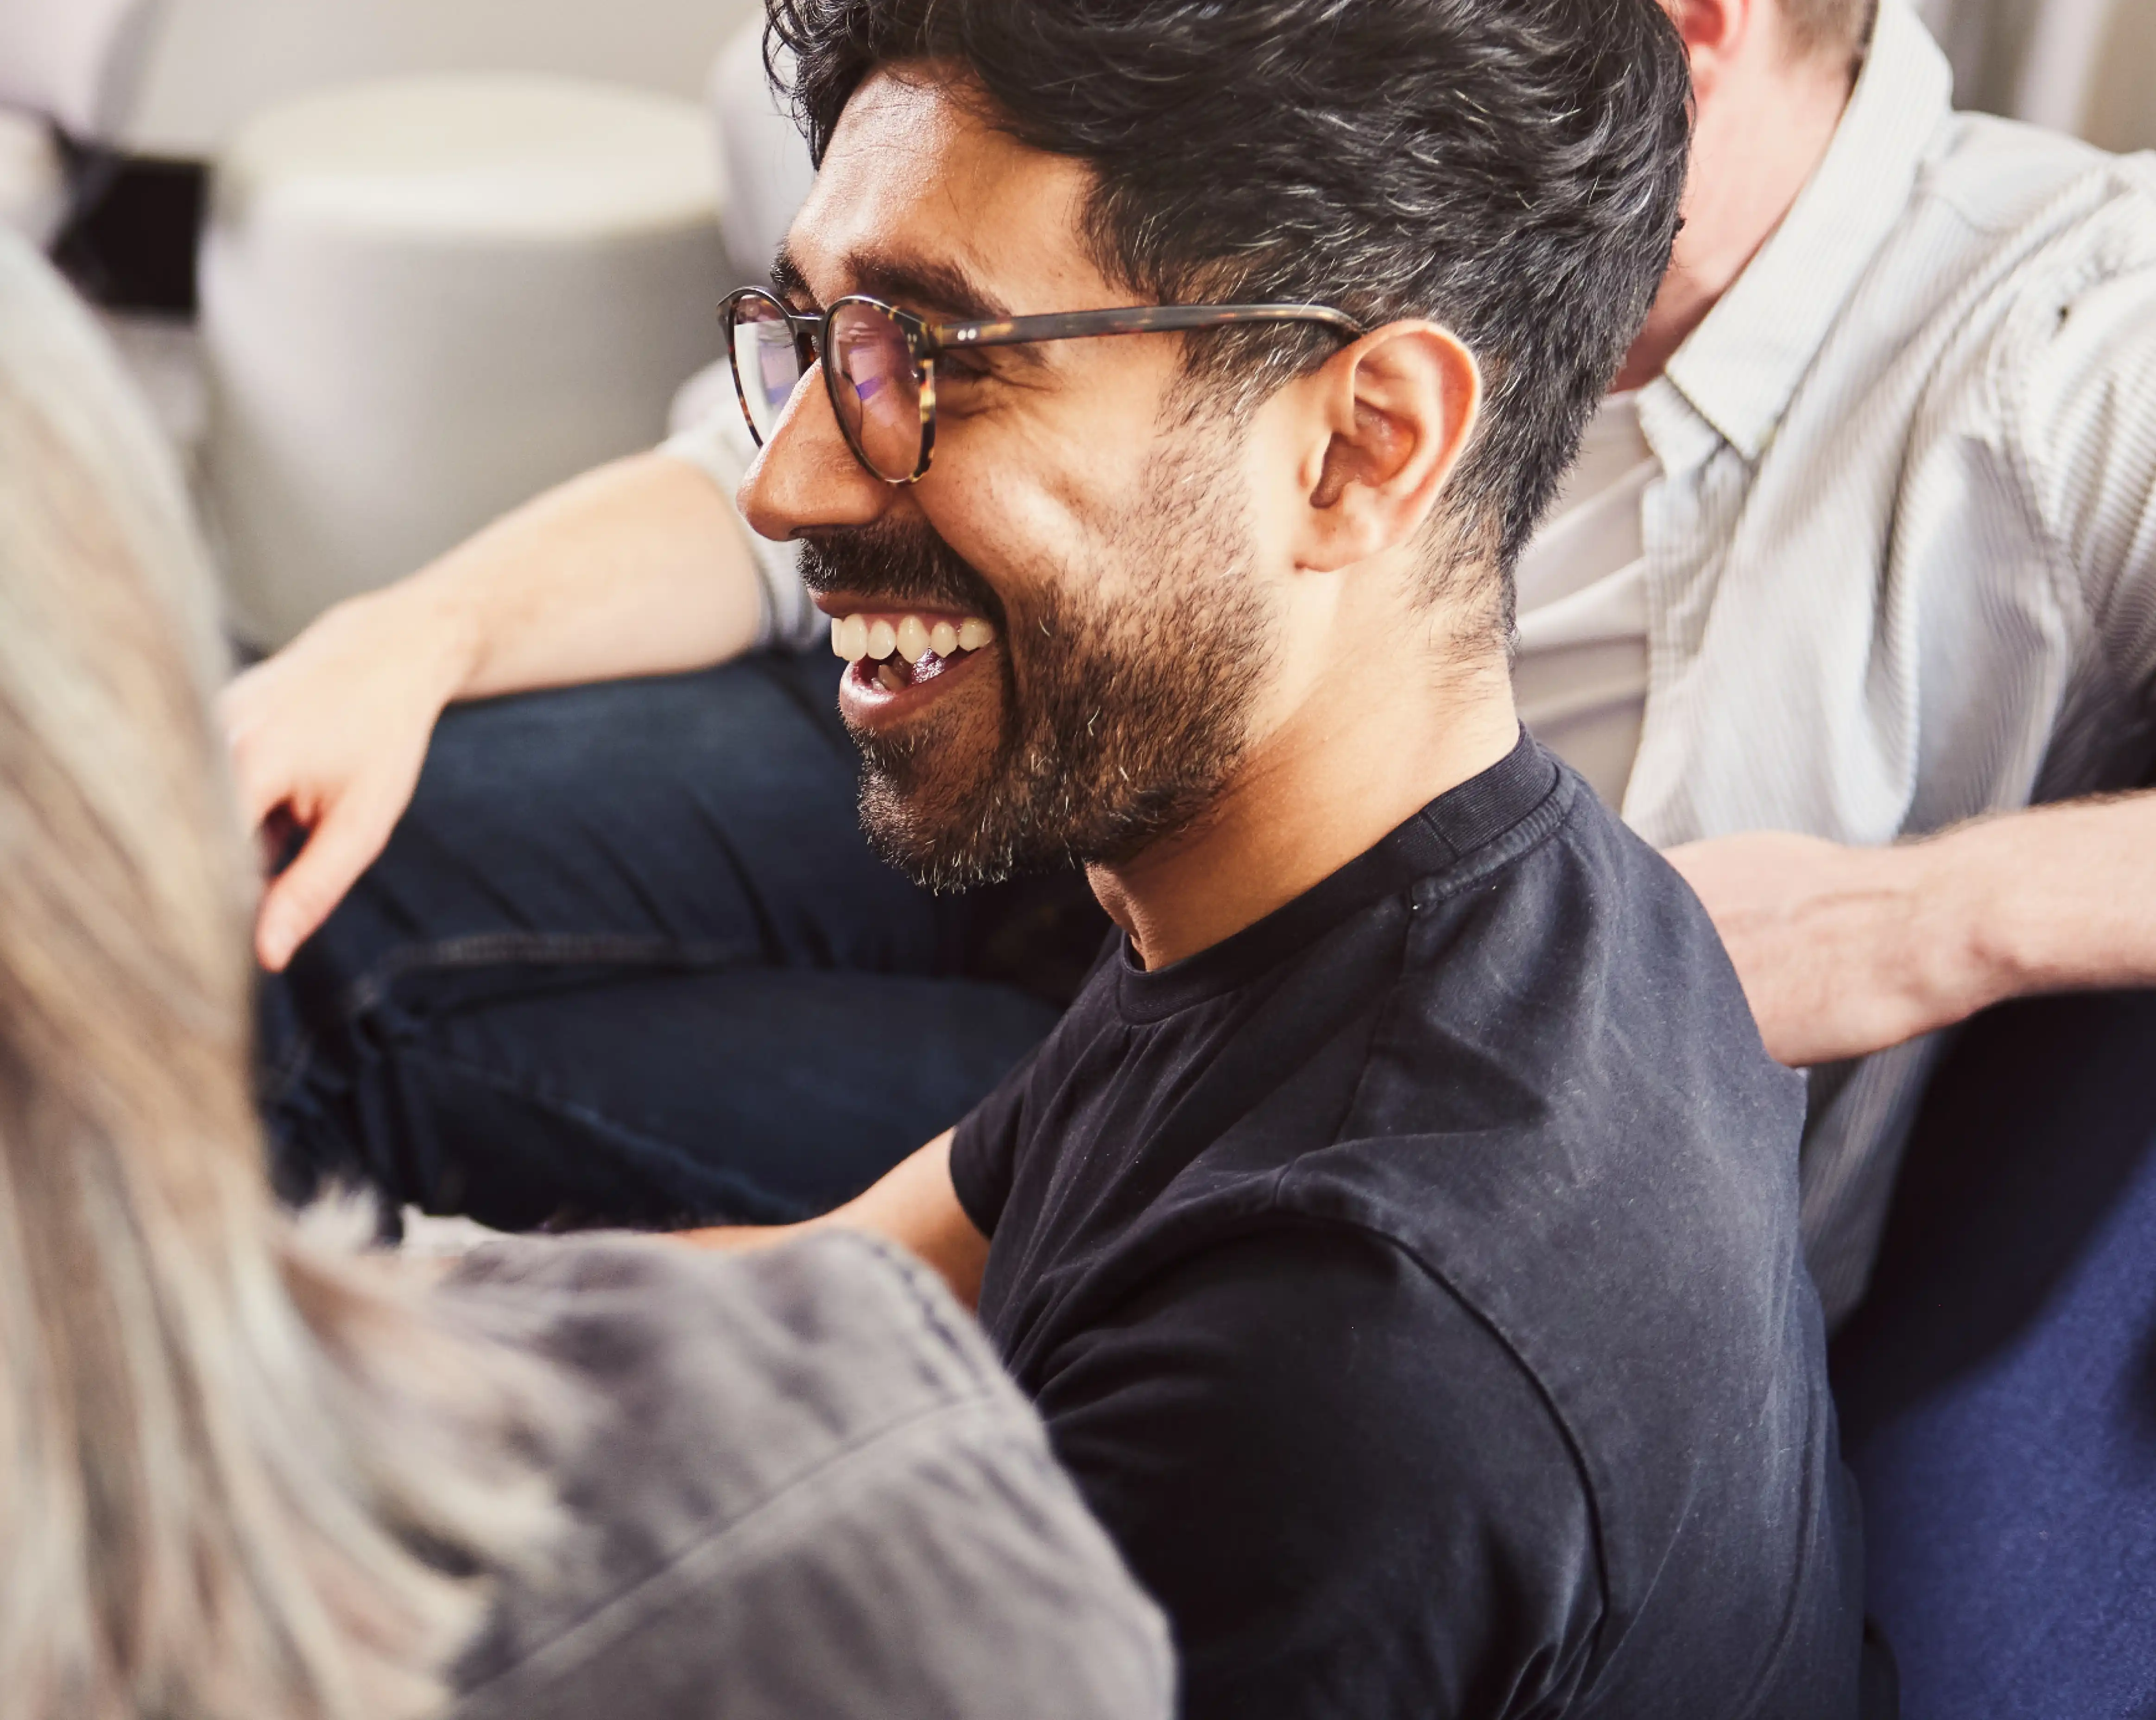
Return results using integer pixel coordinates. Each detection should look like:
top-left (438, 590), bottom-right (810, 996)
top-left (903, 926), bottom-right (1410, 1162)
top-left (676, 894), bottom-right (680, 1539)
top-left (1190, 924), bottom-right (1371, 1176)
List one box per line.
top-left (738, 366), bottom-right (895, 541)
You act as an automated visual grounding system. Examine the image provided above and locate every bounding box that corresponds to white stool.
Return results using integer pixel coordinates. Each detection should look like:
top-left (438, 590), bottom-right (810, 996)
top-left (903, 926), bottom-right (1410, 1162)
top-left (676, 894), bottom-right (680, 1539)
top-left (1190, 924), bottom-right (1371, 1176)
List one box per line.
top-left (200, 73), bottom-right (726, 647)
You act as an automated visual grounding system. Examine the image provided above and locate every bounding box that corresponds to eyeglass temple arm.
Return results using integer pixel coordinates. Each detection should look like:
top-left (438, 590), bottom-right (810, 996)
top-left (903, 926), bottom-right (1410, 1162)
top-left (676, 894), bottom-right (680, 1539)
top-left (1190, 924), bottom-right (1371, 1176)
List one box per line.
top-left (926, 304), bottom-right (1365, 351)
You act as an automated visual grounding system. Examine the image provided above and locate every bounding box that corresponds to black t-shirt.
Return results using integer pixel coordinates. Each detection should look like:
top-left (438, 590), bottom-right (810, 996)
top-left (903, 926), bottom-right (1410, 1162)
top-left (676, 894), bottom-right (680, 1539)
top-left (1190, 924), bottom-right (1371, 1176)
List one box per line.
top-left (950, 734), bottom-right (1864, 1720)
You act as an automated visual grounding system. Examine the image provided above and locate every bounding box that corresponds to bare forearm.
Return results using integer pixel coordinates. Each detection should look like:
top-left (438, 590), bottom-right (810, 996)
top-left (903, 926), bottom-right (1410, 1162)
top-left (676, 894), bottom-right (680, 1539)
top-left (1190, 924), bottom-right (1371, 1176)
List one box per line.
top-left (397, 451), bottom-right (768, 704)
top-left (1794, 791), bottom-right (2156, 1028)
top-left (1947, 790), bottom-right (2156, 998)
top-left (1668, 789), bottom-right (2156, 1067)
top-left (679, 1132), bottom-right (988, 1309)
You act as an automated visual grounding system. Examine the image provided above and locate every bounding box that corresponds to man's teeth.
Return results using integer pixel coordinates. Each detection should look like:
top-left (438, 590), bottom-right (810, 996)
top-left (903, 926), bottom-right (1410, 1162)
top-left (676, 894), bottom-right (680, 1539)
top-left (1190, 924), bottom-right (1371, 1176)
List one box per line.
top-left (829, 611), bottom-right (998, 666)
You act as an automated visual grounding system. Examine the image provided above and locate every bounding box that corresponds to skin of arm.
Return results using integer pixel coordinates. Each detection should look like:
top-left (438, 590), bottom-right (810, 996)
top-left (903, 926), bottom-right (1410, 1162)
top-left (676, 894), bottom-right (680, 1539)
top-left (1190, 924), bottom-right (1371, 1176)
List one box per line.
top-left (221, 450), bottom-right (765, 970)
top-left (680, 1130), bottom-right (992, 1310)
top-left (1665, 791), bottom-right (2156, 1067)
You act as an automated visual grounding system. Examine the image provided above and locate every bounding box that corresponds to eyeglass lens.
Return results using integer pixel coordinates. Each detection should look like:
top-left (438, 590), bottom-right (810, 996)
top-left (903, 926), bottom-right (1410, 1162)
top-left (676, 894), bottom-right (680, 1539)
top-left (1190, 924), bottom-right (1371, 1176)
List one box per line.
top-left (827, 301), bottom-right (923, 482)
top-left (729, 295), bottom-right (806, 445)
top-left (726, 293), bottom-right (926, 482)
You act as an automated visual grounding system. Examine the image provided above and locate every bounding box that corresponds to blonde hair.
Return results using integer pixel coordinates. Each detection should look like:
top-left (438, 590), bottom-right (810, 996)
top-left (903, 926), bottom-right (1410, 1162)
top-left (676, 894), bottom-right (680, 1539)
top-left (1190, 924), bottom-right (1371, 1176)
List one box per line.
top-left (0, 248), bottom-right (555, 1720)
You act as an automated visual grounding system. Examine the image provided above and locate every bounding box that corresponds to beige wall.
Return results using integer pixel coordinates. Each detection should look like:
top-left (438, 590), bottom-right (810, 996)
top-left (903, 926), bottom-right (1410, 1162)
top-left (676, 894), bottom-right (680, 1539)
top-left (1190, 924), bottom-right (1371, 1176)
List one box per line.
top-left (1921, 0), bottom-right (2156, 146)
top-left (2082, 0), bottom-right (2156, 152)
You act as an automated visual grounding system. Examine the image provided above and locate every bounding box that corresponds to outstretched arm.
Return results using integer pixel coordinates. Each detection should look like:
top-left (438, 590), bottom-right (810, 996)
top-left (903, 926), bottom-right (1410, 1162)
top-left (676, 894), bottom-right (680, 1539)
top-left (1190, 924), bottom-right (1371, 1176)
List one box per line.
top-left (1667, 791), bottom-right (2156, 1066)
top-left (679, 1130), bottom-right (992, 1310)
top-left (223, 446), bottom-right (769, 971)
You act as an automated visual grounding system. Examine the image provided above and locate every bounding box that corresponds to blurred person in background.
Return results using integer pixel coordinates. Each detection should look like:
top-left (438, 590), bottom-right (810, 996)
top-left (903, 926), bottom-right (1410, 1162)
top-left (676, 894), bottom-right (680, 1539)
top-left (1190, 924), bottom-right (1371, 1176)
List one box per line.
top-left (0, 224), bottom-right (1171, 1720)
top-left (236, 0), bottom-right (2156, 1328)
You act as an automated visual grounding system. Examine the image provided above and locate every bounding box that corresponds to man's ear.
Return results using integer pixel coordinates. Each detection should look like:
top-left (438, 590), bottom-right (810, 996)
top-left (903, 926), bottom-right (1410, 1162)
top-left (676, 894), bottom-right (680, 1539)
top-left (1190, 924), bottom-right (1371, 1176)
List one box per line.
top-left (1660, 0), bottom-right (1750, 97)
top-left (1289, 321), bottom-right (1480, 576)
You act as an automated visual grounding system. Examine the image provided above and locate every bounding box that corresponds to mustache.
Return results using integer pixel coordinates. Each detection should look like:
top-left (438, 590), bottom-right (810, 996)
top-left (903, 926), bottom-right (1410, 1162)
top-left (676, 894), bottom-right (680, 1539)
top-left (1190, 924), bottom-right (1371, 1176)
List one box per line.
top-left (797, 520), bottom-right (1005, 626)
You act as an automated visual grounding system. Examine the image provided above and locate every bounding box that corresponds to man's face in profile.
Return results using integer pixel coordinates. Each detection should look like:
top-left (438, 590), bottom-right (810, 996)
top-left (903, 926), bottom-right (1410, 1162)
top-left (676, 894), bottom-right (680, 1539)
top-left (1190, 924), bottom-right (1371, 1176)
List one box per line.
top-left (756, 69), bottom-right (1288, 890)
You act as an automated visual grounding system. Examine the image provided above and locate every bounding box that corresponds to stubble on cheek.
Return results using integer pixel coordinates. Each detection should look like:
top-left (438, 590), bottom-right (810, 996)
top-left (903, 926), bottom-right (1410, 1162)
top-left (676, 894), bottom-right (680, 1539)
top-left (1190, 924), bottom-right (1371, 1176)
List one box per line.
top-left (843, 414), bottom-right (1268, 891)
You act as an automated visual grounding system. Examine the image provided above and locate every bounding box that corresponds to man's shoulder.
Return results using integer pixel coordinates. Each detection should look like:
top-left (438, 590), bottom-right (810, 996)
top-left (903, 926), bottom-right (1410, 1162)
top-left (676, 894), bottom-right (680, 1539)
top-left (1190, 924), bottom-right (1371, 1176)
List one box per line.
top-left (1766, 112), bottom-right (2156, 431)
top-left (1254, 776), bottom-right (1826, 1588)
top-left (1147, 765), bottom-right (1800, 1303)
top-left (1377, 765), bottom-right (1796, 1153)
top-left (1862, 110), bottom-right (2156, 350)
top-left (1134, 749), bottom-right (1814, 1540)
top-left (1920, 111), bottom-right (2156, 242)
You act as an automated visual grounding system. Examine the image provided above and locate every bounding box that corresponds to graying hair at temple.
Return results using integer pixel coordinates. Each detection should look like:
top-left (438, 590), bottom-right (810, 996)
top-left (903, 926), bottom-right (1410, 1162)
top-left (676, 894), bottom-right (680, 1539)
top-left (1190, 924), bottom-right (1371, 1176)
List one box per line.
top-left (0, 295), bottom-right (560, 1720)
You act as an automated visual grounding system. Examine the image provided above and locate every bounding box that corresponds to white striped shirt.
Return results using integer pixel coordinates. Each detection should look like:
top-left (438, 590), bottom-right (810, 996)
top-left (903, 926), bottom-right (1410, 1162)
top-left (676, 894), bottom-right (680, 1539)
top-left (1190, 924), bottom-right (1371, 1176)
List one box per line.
top-left (1624, 0), bottom-right (2156, 1323)
top-left (670, 0), bottom-right (2156, 1325)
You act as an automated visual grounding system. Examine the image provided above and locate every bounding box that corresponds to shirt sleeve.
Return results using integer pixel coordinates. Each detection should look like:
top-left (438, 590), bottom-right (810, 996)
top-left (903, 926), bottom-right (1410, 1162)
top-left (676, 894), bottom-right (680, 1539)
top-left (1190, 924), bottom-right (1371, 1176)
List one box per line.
top-left (1029, 1222), bottom-right (1602, 1720)
top-left (2011, 256), bottom-right (2156, 715)
top-left (947, 1039), bottom-right (1043, 1238)
top-left (656, 402), bottom-right (824, 654)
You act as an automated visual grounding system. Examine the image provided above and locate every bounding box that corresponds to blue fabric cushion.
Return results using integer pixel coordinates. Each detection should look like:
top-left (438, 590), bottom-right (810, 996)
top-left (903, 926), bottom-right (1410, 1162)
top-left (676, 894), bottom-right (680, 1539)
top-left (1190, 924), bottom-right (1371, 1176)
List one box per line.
top-left (1832, 990), bottom-right (2156, 1720)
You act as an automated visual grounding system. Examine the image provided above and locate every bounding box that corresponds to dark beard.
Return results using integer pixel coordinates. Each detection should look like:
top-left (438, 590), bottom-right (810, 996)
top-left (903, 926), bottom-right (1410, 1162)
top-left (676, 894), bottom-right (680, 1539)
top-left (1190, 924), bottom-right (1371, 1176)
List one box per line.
top-left (800, 444), bottom-right (1272, 892)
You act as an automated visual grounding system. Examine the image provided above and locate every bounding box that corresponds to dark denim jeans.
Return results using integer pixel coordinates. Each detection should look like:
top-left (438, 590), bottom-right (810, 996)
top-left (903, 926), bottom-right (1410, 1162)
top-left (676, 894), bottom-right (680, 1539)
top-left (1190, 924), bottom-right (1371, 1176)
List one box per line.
top-left (261, 653), bottom-right (1098, 1231)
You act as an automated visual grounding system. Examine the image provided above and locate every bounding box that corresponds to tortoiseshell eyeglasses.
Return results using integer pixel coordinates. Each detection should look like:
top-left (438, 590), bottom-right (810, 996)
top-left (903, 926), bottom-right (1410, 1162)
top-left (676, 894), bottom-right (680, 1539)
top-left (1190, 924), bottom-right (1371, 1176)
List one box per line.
top-left (721, 286), bottom-right (1365, 485)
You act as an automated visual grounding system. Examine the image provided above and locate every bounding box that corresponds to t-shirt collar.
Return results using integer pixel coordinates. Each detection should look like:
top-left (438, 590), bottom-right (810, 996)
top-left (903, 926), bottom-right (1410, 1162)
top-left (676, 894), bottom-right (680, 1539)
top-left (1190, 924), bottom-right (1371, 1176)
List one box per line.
top-left (1115, 728), bottom-right (1564, 1021)
top-left (1660, 0), bottom-right (1953, 463)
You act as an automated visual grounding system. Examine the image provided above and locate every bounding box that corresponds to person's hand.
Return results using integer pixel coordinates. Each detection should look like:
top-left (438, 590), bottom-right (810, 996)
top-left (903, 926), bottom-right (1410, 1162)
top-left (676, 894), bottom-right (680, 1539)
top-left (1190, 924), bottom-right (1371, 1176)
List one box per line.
top-left (1662, 830), bottom-right (1992, 1068)
top-left (220, 587), bottom-right (475, 971)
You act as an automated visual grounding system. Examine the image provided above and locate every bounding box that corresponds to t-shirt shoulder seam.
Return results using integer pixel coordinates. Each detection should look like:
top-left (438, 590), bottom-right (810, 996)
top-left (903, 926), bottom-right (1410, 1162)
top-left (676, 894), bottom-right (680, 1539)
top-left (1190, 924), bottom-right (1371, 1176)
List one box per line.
top-left (1407, 759), bottom-right (1585, 915)
top-left (1334, 768), bottom-right (1582, 1140)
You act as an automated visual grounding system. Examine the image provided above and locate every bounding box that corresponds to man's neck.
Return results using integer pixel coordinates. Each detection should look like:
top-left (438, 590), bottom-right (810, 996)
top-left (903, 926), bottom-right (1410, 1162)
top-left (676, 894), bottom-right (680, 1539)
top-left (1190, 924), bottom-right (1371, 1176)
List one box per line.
top-left (1091, 635), bottom-right (1521, 972)
top-left (1614, 45), bottom-right (1856, 392)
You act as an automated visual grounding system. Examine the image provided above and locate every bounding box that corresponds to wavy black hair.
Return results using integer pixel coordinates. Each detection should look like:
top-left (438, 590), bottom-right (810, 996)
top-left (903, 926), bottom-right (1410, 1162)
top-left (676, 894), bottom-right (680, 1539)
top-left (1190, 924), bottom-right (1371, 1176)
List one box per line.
top-left (769, 0), bottom-right (1690, 622)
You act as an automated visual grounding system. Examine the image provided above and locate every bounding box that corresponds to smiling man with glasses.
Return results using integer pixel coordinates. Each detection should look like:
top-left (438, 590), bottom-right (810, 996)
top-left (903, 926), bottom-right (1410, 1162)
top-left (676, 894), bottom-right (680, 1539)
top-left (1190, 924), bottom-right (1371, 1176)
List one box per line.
top-left (667, 0), bottom-right (1868, 1714)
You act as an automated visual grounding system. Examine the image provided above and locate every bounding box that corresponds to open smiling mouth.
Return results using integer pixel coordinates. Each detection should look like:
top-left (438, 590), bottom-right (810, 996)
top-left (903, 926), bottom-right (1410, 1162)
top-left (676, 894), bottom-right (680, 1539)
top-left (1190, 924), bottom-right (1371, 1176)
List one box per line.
top-left (830, 610), bottom-right (999, 696)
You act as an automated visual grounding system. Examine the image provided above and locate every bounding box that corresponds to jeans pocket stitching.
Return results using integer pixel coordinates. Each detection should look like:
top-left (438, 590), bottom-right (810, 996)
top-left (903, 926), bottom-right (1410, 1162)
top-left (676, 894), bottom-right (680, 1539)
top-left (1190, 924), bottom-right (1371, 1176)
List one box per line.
top-left (343, 932), bottom-right (764, 1018)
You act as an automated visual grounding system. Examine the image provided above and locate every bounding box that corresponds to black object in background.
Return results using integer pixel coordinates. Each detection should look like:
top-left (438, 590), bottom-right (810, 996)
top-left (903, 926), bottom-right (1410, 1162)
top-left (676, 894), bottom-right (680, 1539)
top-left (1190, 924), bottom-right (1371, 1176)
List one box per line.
top-left (49, 136), bottom-right (207, 315)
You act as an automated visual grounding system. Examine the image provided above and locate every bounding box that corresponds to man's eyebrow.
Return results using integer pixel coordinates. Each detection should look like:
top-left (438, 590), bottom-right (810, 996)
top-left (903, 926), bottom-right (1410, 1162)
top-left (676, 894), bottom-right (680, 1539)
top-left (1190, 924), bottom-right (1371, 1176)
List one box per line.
top-left (846, 253), bottom-right (1011, 324)
top-left (769, 250), bottom-right (811, 304)
top-left (768, 248), bottom-right (1029, 342)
